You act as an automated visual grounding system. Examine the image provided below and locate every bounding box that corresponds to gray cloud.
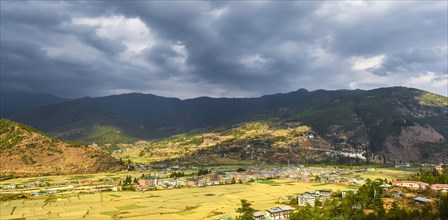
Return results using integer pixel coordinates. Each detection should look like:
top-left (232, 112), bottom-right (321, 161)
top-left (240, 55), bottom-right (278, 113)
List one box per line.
top-left (1, 1), bottom-right (447, 98)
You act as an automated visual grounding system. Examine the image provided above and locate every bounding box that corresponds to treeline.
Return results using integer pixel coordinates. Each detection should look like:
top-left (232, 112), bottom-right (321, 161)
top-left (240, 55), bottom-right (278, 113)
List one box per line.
top-left (169, 171), bottom-right (185, 178)
top-left (408, 167), bottom-right (448, 184)
top-left (197, 169), bottom-right (211, 176)
top-left (119, 175), bottom-right (139, 191)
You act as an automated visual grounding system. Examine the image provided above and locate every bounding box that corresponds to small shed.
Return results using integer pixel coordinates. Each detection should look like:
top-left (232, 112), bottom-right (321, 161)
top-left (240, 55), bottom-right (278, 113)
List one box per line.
top-left (414, 196), bottom-right (431, 203)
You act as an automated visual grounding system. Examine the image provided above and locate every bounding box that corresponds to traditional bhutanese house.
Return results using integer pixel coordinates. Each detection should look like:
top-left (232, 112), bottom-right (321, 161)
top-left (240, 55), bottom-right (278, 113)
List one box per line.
top-left (209, 173), bottom-right (220, 181)
top-left (298, 191), bottom-right (317, 207)
top-left (187, 180), bottom-right (197, 187)
top-left (435, 164), bottom-right (444, 172)
top-left (350, 177), bottom-right (365, 185)
top-left (379, 183), bottom-right (392, 190)
top-left (316, 189), bottom-right (332, 197)
top-left (235, 172), bottom-right (247, 181)
top-left (266, 206), bottom-right (294, 219)
top-left (247, 171), bottom-right (261, 180)
top-left (339, 177), bottom-right (349, 183)
top-left (414, 196), bottom-right (431, 203)
top-left (253, 211), bottom-right (267, 220)
top-left (139, 176), bottom-right (158, 188)
top-left (279, 206), bottom-right (294, 218)
top-left (301, 176), bottom-right (311, 182)
top-left (430, 184), bottom-right (448, 193)
top-left (267, 207), bottom-right (284, 219)
top-left (392, 181), bottom-right (429, 189)
top-left (342, 189), bottom-right (358, 198)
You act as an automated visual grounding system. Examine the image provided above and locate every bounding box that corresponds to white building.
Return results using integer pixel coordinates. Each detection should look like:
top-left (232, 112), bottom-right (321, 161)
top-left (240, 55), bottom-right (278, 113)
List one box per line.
top-left (298, 191), bottom-right (317, 207)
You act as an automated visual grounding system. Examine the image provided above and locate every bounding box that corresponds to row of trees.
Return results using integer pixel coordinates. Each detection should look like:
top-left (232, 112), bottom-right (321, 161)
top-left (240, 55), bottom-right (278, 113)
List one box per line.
top-left (169, 171), bottom-right (186, 178)
top-left (197, 169), bottom-right (211, 176)
top-left (118, 175), bottom-right (139, 191)
top-left (408, 167), bottom-right (448, 184)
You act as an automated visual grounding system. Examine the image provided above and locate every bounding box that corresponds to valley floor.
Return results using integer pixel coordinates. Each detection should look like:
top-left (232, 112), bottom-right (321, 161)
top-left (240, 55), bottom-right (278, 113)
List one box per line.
top-left (0, 167), bottom-right (417, 220)
top-left (1, 180), bottom-right (350, 220)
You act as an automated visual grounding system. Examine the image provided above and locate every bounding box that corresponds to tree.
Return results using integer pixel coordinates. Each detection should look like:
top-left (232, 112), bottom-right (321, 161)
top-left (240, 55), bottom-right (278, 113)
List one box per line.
top-left (289, 204), bottom-right (317, 220)
top-left (235, 199), bottom-right (255, 220)
top-left (236, 168), bottom-right (246, 172)
top-left (438, 194), bottom-right (448, 220)
top-left (231, 177), bottom-right (236, 184)
top-left (388, 201), bottom-right (399, 218)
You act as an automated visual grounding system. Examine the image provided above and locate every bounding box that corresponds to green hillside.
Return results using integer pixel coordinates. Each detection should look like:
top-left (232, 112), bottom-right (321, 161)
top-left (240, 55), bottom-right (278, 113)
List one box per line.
top-left (113, 121), bottom-right (334, 165)
top-left (3, 87), bottom-right (447, 163)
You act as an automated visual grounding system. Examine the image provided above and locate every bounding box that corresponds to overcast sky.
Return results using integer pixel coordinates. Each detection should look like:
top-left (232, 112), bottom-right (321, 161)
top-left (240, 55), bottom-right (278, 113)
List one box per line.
top-left (1, 1), bottom-right (447, 98)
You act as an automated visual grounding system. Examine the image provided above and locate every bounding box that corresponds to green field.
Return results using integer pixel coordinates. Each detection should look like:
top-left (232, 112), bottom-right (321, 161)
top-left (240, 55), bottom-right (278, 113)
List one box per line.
top-left (347, 168), bottom-right (419, 181)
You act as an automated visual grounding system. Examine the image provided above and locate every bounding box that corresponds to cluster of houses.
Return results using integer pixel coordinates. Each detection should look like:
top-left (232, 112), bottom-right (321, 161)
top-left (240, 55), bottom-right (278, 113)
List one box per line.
top-left (297, 189), bottom-right (332, 206)
top-left (136, 166), bottom-right (370, 190)
top-left (331, 149), bottom-right (367, 160)
top-left (296, 180), bottom-right (448, 208)
top-left (296, 188), bottom-right (361, 207)
top-left (27, 185), bottom-right (118, 197)
top-left (390, 180), bottom-right (448, 193)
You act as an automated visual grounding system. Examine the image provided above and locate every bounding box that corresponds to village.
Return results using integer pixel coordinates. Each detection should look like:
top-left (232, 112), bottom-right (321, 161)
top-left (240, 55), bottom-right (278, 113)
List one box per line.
top-left (1, 164), bottom-right (447, 219)
top-left (1, 165), bottom-right (374, 194)
top-left (0, 164), bottom-right (444, 195)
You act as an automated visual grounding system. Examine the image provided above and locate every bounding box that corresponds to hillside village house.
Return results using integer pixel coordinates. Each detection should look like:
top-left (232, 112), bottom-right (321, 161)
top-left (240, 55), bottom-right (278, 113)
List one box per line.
top-left (379, 183), bottom-right (392, 191)
top-left (414, 196), bottom-right (431, 203)
top-left (392, 181), bottom-right (429, 189)
top-left (435, 164), bottom-right (444, 172)
top-left (298, 191), bottom-right (316, 207)
top-left (342, 189), bottom-right (358, 198)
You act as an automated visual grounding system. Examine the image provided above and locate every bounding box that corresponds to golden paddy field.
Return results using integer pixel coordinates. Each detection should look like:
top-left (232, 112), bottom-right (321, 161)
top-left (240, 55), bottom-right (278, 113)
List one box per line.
top-left (1, 180), bottom-right (348, 220)
top-left (0, 168), bottom-right (416, 220)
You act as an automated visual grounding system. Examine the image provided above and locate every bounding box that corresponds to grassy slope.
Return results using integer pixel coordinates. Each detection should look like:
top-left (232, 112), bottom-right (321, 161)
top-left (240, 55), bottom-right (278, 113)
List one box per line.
top-left (114, 121), bottom-right (333, 165)
top-left (0, 119), bottom-right (123, 178)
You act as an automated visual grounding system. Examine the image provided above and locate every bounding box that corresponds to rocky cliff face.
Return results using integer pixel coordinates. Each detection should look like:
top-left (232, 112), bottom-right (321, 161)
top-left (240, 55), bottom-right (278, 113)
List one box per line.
top-left (384, 124), bottom-right (446, 163)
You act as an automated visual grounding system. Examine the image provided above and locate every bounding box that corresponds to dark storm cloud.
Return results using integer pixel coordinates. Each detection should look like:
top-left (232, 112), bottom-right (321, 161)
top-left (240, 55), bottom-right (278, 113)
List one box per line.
top-left (371, 48), bottom-right (448, 76)
top-left (1, 1), bottom-right (447, 98)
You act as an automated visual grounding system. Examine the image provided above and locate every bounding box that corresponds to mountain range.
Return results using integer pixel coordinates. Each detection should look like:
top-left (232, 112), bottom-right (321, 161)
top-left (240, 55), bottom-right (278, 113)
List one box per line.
top-left (1, 87), bottom-right (447, 163)
top-left (0, 90), bottom-right (70, 113)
